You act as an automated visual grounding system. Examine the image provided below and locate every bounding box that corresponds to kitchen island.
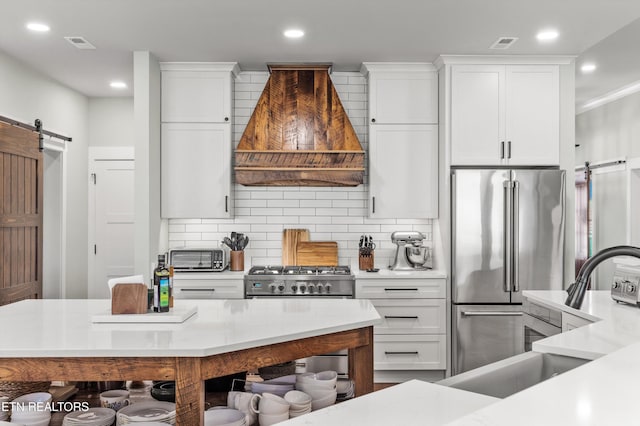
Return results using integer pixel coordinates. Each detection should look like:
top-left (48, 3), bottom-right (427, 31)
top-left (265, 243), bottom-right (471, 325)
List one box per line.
top-left (0, 298), bottom-right (380, 425)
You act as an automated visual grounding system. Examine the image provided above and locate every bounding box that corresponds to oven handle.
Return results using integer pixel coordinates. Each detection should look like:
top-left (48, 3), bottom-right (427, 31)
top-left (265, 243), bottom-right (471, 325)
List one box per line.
top-left (179, 288), bottom-right (216, 292)
top-left (462, 311), bottom-right (522, 317)
top-left (385, 316), bottom-right (419, 319)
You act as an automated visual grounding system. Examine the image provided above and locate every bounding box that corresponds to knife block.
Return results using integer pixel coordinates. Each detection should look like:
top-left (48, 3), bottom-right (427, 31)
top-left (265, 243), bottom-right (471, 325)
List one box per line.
top-left (358, 250), bottom-right (374, 271)
top-left (111, 283), bottom-right (149, 315)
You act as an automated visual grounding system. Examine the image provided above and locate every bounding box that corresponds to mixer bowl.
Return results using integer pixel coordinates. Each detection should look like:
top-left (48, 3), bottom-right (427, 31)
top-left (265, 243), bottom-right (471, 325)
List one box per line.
top-left (406, 246), bottom-right (429, 266)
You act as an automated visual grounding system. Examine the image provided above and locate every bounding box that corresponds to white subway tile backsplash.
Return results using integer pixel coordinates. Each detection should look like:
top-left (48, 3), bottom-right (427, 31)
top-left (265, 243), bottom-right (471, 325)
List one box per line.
top-left (167, 70), bottom-right (432, 263)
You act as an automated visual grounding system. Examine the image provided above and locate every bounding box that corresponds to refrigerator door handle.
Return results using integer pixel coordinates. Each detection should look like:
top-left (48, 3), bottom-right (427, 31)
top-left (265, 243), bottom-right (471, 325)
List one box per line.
top-left (503, 180), bottom-right (512, 293)
top-left (513, 180), bottom-right (520, 292)
top-left (462, 311), bottom-right (523, 317)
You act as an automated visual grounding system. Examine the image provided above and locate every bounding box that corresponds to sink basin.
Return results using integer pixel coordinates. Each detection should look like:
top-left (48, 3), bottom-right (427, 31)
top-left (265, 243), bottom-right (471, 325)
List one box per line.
top-left (436, 351), bottom-right (589, 398)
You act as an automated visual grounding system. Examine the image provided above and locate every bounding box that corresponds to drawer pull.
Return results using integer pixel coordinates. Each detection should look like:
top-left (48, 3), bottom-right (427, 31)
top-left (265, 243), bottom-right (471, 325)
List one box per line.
top-left (384, 288), bottom-right (418, 291)
top-left (180, 288), bottom-right (216, 292)
top-left (462, 311), bottom-right (522, 317)
top-left (384, 316), bottom-right (419, 319)
top-left (384, 351), bottom-right (419, 355)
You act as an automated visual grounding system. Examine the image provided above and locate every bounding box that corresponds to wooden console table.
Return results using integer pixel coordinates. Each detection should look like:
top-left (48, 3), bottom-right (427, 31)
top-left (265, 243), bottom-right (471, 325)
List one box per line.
top-left (0, 299), bottom-right (379, 425)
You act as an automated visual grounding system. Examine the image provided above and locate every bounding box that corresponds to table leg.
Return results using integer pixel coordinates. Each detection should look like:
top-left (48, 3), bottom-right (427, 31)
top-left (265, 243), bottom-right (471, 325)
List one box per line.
top-left (348, 326), bottom-right (374, 396)
top-left (175, 358), bottom-right (204, 425)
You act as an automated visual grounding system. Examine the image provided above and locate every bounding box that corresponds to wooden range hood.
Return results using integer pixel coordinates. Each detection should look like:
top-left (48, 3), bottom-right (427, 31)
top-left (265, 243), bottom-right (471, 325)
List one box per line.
top-left (235, 64), bottom-right (364, 186)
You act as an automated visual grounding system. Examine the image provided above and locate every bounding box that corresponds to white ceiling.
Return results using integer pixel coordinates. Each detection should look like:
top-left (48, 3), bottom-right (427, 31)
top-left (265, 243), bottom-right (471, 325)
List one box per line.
top-left (2, 0), bottom-right (640, 103)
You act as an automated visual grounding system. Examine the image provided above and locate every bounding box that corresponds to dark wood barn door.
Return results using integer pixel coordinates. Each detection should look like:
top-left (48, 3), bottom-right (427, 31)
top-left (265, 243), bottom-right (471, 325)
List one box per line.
top-left (0, 121), bottom-right (43, 305)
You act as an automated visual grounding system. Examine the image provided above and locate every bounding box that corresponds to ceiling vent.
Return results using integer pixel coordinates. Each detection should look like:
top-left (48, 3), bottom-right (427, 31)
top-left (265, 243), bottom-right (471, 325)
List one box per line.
top-left (490, 37), bottom-right (518, 50)
top-left (64, 36), bottom-right (96, 50)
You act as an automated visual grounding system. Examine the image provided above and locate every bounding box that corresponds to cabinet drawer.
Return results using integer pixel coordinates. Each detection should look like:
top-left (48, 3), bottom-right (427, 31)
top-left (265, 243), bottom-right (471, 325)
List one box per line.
top-left (357, 279), bottom-right (445, 299)
top-left (374, 335), bottom-right (446, 370)
top-left (561, 312), bottom-right (593, 332)
top-left (372, 299), bottom-right (445, 334)
top-left (173, 279), bottom-right (243, 299)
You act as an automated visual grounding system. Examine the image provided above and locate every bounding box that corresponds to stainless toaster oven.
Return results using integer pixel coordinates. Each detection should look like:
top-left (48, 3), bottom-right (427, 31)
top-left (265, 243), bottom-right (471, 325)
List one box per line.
top-left (169, 248), bottom-right (229, 272)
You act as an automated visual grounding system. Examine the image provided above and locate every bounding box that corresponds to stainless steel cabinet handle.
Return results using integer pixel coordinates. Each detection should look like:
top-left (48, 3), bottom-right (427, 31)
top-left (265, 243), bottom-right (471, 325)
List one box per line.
top-left (462, 311), bottom-right (523, 317)
top-left (372, 196), bottom-right (376, 214)
top-left (384, 315), bottom-right (419, 319)
top-left (225, 195), bottom-right (229, 212)
top-left (385, 351), bottom-right (419, 355)
top-left (512, 180), bottom-right (520, 292)
top-left (384, 288), bottom-right (418, 291)
top-left (180, 288), bottom-right (216, 292)
top-left (503, 180), bottom-right (512, 293)
top-left (501, 141), bottom-right (505, 159)
top-left (507, 141), bottom-right (512, 159)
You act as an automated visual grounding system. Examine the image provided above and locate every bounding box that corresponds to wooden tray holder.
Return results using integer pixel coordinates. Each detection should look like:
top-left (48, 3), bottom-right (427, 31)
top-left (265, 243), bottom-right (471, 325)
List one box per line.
top-left (111, 283), bottom-right (149, 315)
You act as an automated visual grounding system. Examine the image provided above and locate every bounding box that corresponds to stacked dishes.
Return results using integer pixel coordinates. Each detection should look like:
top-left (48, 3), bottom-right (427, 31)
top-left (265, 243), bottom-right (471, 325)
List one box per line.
top-left (204, 408), bottom-right (245, 426)
top-left (336, 378), bottom-right (355, 401)
top-left (295, 371), bottom-right (338, 411)
top-left (10, 392), bottom-right (52, 426)
top-left (250, 375), bottom-right (296, 398)
top-left (116, 401), bottom-right (175, 425)
top-left (252, 392), bottom-right (289, 426)
top-left (284, 391), bottom-right (312, 418)
top-left (63, 408), bottom-right (116, 426)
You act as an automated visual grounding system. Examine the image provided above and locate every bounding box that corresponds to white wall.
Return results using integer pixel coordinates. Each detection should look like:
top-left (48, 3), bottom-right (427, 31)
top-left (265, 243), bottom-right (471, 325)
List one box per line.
top-left (0, 49), bottom-right (89, 298)
top-left (166, 71), bottom-right (433, 268)
top-left (89, 98), bottom-right (134, 147)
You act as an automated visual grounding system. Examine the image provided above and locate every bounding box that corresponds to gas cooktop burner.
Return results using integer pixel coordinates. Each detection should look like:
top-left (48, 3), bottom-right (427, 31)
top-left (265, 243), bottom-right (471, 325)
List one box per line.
top-left (248, 265), bottom-right (351, 276)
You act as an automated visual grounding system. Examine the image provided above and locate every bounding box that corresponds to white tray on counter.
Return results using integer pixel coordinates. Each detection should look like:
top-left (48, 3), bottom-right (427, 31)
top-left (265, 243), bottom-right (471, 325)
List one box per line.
top-left (91, 305), bottom-right (197, 323)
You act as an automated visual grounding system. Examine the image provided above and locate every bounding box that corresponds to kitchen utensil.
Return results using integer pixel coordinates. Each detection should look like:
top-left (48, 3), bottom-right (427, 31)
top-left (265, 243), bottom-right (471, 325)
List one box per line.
top-left (296, 241), bottom-right (338, 266)
top-left (231, 232), bottom-right (237, 250)
top-left (282, 229), bottom-right (310, 265)
top-left (223, 237), bottom-right (233, 250)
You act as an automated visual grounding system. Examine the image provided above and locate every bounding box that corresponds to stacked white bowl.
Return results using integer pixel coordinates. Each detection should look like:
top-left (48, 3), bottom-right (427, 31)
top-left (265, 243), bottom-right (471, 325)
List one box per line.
top-left (336, 378), bottom-right (355, 401)
top-left (253, 392), bottom-right (289, 426)
top-left (10, 392), bottom-right (52, 426)
top-left (295, 371), bottom-right (337, 411)
top-left (116, 401), bottom-right (175, 425)
top-left (284, 390), bottom-right (312, 418)
top-left (63, 407), bottom-right (116, 425)
top-left (204, 407), bottom-right (245, 426)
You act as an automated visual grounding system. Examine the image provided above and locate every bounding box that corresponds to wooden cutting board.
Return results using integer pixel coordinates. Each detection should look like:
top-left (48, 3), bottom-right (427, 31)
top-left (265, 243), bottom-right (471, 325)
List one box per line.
top-left (282, 229), bottom-right (310, 265)
top-left (296, 241), bottom-right (338, 266)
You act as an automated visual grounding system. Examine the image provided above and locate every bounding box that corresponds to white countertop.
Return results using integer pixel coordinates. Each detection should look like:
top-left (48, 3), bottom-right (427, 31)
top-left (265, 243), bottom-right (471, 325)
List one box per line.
top-left (281, 380), bottom-right (497, 426)
top-left (0, 298), bottom-right (380, 357)
top-left (525, 290), bottom-right (640, 359)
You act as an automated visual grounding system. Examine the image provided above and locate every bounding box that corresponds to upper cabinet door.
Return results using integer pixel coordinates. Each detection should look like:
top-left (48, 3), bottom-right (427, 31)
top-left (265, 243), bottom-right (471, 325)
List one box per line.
top-left (505, 65), bottom-right (559, 166)
top-left (369, 71), bottom-right (438, 124)
top-left (369, 124), bottom-right (438, 219)
top-left (161, 71), bottom-right (231, 123)
top-left (161, 123), bottom-right (232, 219)
top-left (451, 65), bottom-right (506, 166)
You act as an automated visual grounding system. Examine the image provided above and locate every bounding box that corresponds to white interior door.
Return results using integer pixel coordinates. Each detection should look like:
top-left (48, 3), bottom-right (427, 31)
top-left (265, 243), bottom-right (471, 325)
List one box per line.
top-left (90, 158), bottom-right (135, 298)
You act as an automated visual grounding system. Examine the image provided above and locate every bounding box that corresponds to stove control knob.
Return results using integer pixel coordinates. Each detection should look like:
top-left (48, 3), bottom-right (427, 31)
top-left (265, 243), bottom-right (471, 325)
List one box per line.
top-left (325, 283), bottom-right (332, 293)
top-left (613, 281), bottom-right (620, 289)
top-left (299, 284), bottom-right (307, 293)
top-left (291, 284), bottom-right (298, 293)
top-left (308, 283), bottom-right (316, 293)
top-left (269, 283), bottom-right (277, 293)
top-left (277, 284), bottom-right (285, 292)
top-left (317, 283), bottom-right (324, 293)
top-left (628, 284), bottom-right (636, 293)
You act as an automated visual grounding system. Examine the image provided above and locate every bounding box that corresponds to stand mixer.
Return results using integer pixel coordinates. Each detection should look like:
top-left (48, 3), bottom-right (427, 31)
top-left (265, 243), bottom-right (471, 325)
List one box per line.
top-left (390, 231), bottom-right (432, 271)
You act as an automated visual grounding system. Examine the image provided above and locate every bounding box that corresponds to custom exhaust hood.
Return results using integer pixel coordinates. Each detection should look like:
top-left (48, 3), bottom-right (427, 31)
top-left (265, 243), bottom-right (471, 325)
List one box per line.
top-left (235, 64), bottom-right (364, 186)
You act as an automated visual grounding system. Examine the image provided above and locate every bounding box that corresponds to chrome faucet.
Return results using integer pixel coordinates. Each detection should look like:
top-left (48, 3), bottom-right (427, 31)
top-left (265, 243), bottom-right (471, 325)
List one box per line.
top-left (566, 245), bottom-right (640, 309)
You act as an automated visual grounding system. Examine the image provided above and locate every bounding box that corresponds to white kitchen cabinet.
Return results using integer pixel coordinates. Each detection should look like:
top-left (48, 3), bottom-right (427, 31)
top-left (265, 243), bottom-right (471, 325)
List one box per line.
top-left (161, 63), bottom-right (238, 123)
top-left (450, 64), bottom-right (559, 166)
top-left (561, 311), bottom-right (594, 332)
top-left (369, 124), bottom-right (438, 218)
top-left (362, 63), bottom-right (438, 124)
top-left (357, 278), bottom-right (446, 374)
top-left (161, 123), bottom-right (232, 218)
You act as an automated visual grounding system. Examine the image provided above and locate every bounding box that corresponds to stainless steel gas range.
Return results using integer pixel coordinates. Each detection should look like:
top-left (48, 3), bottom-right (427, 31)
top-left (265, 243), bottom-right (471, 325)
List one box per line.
top-left (244, 265), bottom-right (355, 377)
top-left (244, 266), bottom-right (355, 298)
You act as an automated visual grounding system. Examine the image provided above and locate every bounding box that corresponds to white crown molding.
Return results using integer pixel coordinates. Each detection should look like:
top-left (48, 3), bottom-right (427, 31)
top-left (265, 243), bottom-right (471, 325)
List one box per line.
top-left (159, 62), bottom-right (240, 77)
top-left (577, 80), bottom-right (640, 115)
top-left (434, 55), bottom-right (576, 69)
top-left (360, 62), bottom-right (436, 76)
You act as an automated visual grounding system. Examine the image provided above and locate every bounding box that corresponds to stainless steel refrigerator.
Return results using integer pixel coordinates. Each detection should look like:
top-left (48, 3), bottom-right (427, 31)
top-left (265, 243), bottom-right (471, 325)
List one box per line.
top-left (451, 168), bottom-right (565, 374)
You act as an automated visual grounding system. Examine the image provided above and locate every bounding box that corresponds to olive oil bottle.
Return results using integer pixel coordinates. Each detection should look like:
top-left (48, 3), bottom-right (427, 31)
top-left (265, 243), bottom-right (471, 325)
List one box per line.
top-left (153, 254), bottom-right (171, 312)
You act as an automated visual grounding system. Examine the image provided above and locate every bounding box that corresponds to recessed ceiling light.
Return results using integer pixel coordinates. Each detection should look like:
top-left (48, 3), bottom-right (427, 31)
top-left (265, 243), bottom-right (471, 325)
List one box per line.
top-left (284, 29), bottom-right (304, 38)
top-left (26, 22), bottom-right (50, 32)
top-left (536, 29), bottom-right (559, 42)
top-left (110, 81), bottom-right (127, 89)
top-left (581, 63), bottom-right (597, 73)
